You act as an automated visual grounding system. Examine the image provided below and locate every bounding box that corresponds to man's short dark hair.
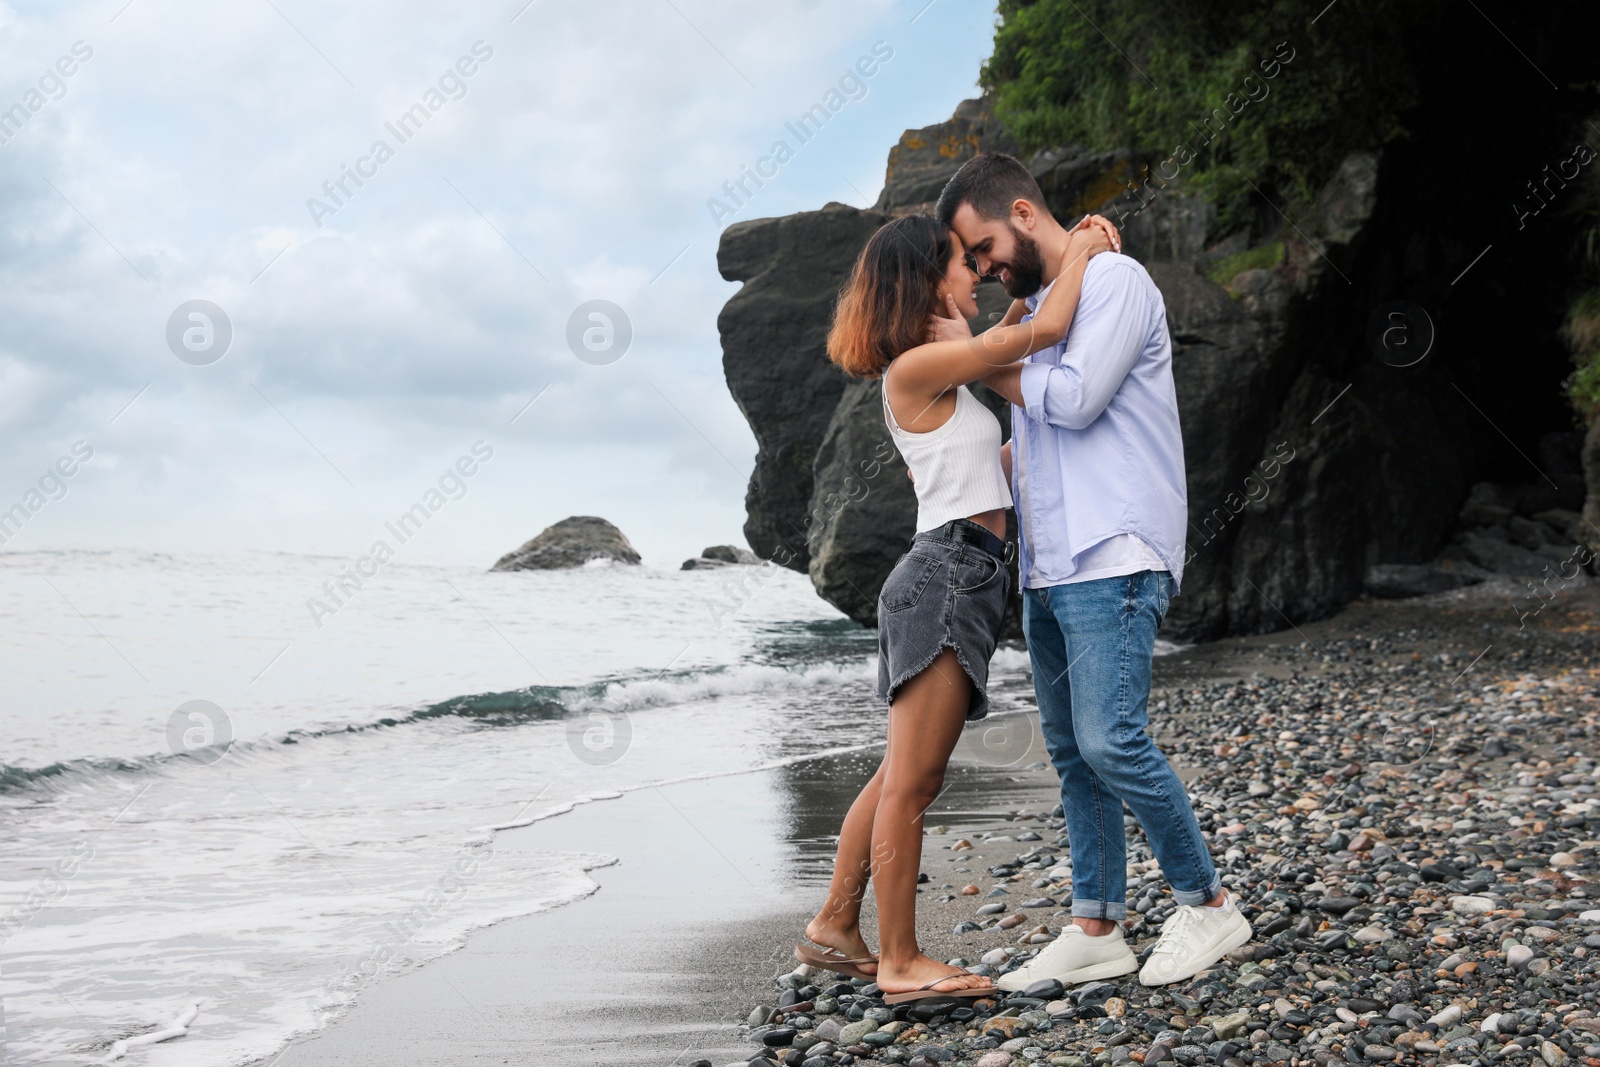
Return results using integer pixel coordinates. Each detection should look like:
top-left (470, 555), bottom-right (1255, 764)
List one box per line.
top-left (935, 152), bottom-right (1048, 227)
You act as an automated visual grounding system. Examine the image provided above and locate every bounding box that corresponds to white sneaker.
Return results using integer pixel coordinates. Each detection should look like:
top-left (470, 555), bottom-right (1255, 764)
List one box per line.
top-left (1138, 898), bottom-right (1253, 986)
top-left (995, 923), bottom-right (1137, 991)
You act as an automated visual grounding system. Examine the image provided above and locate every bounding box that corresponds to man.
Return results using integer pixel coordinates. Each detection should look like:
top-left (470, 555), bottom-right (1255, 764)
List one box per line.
top-left (933, 153), bottom-right (1252, 987)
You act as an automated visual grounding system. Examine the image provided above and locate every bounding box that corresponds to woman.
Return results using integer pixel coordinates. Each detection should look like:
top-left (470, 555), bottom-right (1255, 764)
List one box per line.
top-left (794, 211), bottom-right (1120, 1003)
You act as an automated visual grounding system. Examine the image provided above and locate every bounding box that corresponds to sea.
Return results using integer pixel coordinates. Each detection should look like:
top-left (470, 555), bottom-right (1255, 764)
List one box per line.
top-left (0, 547), bottom-right (1058, 1066)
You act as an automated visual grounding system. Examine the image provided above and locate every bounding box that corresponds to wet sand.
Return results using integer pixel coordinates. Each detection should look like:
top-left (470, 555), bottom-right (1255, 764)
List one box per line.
top-left (277, 751), bottom-right (1066, 1067)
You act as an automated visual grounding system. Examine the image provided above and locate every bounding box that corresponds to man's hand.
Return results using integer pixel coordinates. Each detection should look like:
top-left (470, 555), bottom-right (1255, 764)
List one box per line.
top-left (925, 293), bottom-right (974, 345)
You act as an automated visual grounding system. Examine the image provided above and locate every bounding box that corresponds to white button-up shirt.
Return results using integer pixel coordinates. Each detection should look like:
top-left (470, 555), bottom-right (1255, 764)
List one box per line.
top-left (1011, 252), bottom-right (1189, 591)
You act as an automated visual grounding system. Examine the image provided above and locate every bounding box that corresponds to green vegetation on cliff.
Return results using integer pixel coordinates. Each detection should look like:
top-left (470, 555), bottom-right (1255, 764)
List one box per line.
top-left (1562, 136), bottom-right (1600, 424)
top-left (979, 0), bottom-right (1434, 230)
top-left (1205, 240), bottom-right (1283, 291)
top-left (983, 2), bottom-right (1600, 431)
top-left (1567, 287), bottom-right (1600, 422)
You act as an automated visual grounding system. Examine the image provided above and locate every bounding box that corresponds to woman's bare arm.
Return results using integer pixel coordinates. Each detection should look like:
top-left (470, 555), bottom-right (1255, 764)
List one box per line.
top-left (992, 299), bottom-right (1027, 331)
top-left (980, 362), bottom-right (1025, 408)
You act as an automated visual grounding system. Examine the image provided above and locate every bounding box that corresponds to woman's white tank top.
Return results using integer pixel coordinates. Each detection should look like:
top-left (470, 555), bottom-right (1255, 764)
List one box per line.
top-left (881, 378), bottom-right (1014, 533)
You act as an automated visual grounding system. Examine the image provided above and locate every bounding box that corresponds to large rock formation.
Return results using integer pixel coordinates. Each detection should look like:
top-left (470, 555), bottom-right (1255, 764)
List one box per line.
top-left (875, 97), bottom-right (1020, 212)
top-left (491, 516), bottom-right (641, 571)
top-left (1587, 420), bottom-right (1600, 557)
top-left (716, 97), bottom-right (1596, 637)
top-left (717, 100), bottom-right (1018, 619)
top-left (718, 205), bottom-right (881, 570)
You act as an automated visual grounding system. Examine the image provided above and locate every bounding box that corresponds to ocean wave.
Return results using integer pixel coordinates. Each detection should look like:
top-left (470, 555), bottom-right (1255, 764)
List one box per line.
top-left (991, 646), bottom-right (1032, 671)
top-left (417, 656), bottom-right (876, 723)
top-left (478, 739), bottom-right (890, 833)
top-left (572, 658), bottom-right (876, 713)
top-left (0, 657), bottom-right (881, 797)
top-left (0, 755), bottom-right (163, 797)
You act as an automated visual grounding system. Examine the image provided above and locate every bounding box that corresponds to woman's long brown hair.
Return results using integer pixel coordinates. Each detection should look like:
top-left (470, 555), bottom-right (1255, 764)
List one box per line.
top-left (826, 215), bottom-right (952, 380)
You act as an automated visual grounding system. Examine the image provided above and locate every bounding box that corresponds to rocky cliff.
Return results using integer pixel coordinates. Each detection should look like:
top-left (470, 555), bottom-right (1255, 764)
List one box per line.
top-left (1588, 422), bottom-right (1600, 556)
top-left (717, 206), bottom-right (878, 572)
top-left (718, 101), bottom-right (1020, 623)
top-left (716, 98), bottom-right (1596, 638)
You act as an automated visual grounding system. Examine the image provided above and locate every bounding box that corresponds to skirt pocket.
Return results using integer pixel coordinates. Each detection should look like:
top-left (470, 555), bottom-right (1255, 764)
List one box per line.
top-left (951, 551), bottom-right (1001, 595)
top-left (879, 554), bottom-right (943, 614)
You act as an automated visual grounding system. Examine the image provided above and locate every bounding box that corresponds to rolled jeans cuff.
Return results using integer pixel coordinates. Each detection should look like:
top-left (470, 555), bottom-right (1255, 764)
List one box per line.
top-left (1071, 898), bottom-right (1128, 920)
top-left (1170, 873), bottom-right (1224, 907)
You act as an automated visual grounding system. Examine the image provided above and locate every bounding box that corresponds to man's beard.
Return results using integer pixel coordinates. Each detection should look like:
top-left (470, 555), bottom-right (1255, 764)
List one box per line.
top-left (999, 224), bottom-right (1045, 299)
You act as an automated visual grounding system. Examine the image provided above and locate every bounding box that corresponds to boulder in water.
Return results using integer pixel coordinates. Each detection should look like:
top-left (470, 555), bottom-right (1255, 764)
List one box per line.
top-left (491, 516), bottom-right (641, 571)
top-left (681, 544), bottom-right (759, 569)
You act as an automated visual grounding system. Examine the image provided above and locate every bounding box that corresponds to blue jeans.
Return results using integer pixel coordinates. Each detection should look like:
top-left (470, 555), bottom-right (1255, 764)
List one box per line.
top-left (1023, 570), bottom-right (1220, 920)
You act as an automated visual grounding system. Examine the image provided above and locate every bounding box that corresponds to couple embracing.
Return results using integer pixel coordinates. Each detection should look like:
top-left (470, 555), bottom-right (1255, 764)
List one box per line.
top-left (794, 154), bottom-right (1253, 1004)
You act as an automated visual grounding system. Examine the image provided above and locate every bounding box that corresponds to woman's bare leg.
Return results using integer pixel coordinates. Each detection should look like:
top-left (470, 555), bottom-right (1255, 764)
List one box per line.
top-left (804, 761), bottom-right (885, 973)
top-left (872, 648), bottom-right (992, 994)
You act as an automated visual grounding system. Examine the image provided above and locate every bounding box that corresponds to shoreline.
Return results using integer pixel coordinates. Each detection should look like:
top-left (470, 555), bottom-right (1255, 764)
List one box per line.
top-left (277, 749), bottom-right (1067, 1067)
top-left (280, 576), bottom-right (1600, 1067)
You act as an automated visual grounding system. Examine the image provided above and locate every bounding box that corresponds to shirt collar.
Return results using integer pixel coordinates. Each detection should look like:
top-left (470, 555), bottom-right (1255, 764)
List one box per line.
top-left (1024, 276), bottom-right (1058, 312)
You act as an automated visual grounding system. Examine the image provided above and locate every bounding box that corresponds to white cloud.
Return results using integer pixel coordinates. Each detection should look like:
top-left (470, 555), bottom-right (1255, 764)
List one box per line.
top-left (0, 0), bottom-right (997, 566)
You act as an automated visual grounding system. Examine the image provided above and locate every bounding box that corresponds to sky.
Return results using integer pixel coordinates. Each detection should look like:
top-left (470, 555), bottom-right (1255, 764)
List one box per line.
top-left (0, 0), bottom-right (1000, 569)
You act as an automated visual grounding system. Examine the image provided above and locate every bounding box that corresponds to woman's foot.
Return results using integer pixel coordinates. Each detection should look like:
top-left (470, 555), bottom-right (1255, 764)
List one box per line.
top-left (803, 918), bottom-right (877, 976)
top-left (874, 951), bottom-right (993, 995)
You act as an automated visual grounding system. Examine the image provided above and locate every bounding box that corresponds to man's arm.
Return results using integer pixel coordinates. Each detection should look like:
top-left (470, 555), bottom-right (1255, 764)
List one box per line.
top-left (1016, 262), bottom-right (1150, 430)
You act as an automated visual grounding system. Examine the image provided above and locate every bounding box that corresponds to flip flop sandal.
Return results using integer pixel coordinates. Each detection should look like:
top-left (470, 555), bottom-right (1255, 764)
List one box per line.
top-left (793, 940), bottom-right (879, 981)
top-left (882, 971), bottom-right (996, 1005)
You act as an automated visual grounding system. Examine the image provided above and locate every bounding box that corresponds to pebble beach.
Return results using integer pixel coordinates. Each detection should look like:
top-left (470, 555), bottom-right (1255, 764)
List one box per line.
top-left (713, 575), bottom-right (1600, 1067)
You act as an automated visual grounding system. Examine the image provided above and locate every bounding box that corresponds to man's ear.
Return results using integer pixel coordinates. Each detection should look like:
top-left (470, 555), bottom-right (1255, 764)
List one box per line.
top-left (1011, 198), bottom-right (1036, 230)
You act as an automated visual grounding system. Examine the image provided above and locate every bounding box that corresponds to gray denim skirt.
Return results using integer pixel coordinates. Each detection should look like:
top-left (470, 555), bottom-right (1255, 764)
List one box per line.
top-left (875, 519), bottom-right (1013, 722)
